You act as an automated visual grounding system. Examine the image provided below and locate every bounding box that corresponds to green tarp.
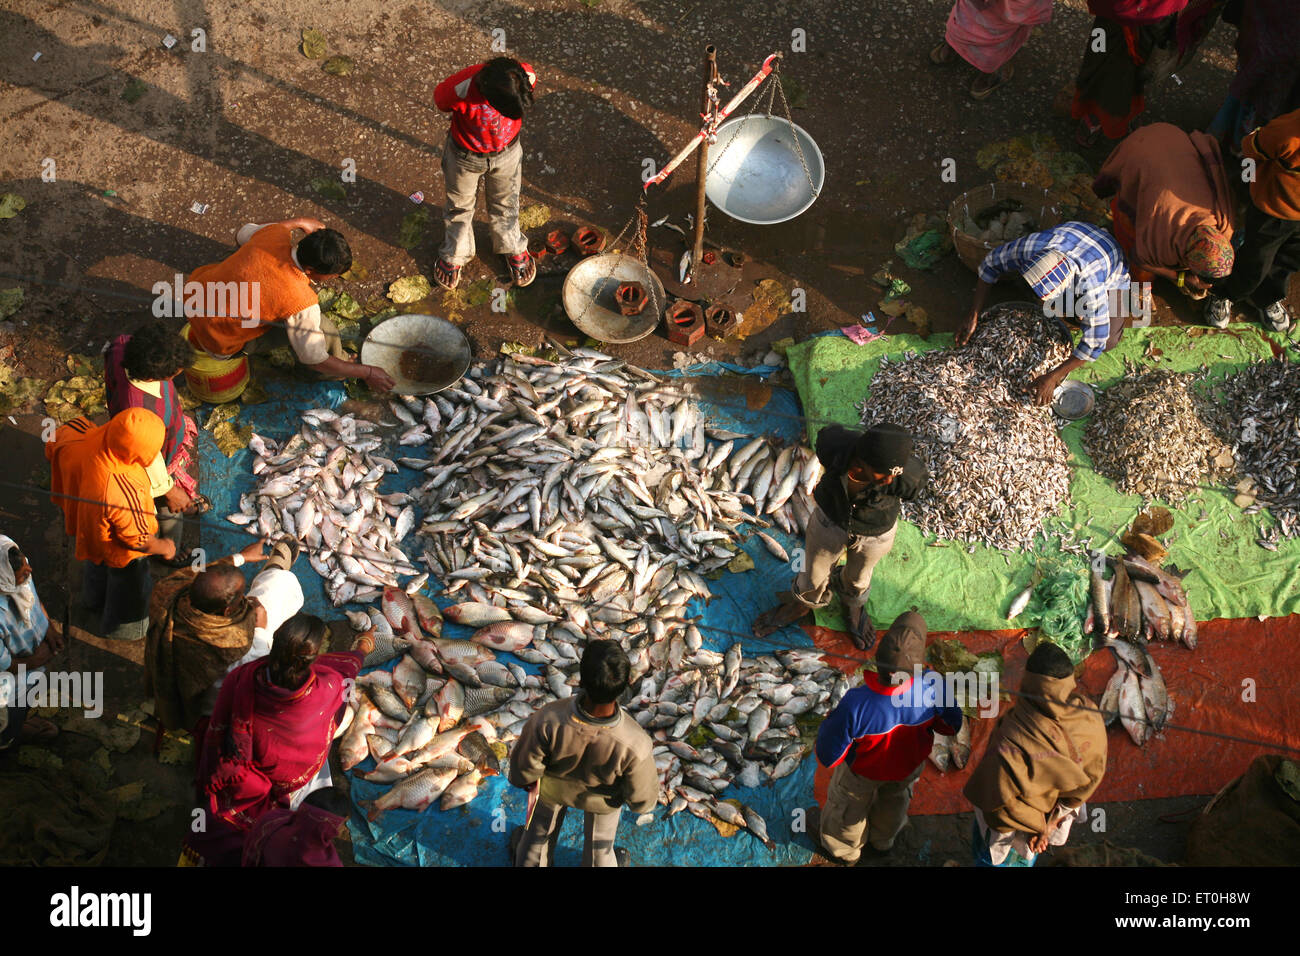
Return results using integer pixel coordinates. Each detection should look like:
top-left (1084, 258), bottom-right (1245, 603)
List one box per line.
top-left (787, 324), bottom-right (1299, 632)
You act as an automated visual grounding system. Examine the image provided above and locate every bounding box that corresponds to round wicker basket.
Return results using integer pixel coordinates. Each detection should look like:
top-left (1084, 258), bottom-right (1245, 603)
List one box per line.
top-left (947, 182), bottom-right (1061, 275)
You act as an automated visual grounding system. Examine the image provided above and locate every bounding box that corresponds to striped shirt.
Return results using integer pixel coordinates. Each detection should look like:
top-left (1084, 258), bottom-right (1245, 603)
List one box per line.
top-left (978, 222), bottom-right (1131, 362)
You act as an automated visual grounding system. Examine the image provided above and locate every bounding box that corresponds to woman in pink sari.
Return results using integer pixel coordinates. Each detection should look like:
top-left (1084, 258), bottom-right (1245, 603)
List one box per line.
top-left (931, 0), bottom-right (1054, 100)
top-left (182, 614), bottom-right (370, 865)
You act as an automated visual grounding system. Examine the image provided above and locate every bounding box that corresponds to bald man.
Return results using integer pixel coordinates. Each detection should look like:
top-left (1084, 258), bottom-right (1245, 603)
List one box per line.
top-left (145, 538), bottom-right (305, 733)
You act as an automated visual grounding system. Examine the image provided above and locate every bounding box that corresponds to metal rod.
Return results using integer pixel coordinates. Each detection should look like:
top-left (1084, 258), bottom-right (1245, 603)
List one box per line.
top-left (690, 45), bottom-right (718, 282)
top-left (643, 51), bottom-right (782, 191)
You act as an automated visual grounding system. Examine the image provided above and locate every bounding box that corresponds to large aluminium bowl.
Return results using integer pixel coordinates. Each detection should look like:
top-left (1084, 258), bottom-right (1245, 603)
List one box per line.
top-left (359, 313), bottom-right (471, 395)
top-left (705, 115), bottom-right (824, 224)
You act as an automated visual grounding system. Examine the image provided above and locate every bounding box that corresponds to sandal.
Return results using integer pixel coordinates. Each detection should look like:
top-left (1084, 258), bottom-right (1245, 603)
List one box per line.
top-left (929, 41), bottom-right (955, 65)
top-left (433, 258), bottom-right (461, 291)
top-left (185, 493), bottom-right (212, 516)
top-left (504, 252), bottom-right (536, 288)
top-left (970, 64), bottom-right (1012, 100)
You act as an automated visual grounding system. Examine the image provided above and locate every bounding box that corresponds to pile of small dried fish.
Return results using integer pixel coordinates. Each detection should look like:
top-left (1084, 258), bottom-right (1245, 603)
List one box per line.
top-left (1219, 359), bottom-right (1300, 546)
top-left (1083, 366), bottom-right (1233, 504)
top-left (230, 344), bottom-right (844, 845)
top-left (858, 305), bottom-right (1073, 551)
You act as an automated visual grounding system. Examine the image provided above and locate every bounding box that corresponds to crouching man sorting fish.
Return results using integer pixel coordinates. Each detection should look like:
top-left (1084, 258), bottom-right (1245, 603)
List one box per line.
top-left (754, 423), bottom-right (926, 650)
top-left (957, 221), bottom-right (1134, 406)
top-left (809, 612), bottom-right (962, 863)
top-left (963, 642), bottom-right (1107, 866)
top-left (508, 641), bottom-right (658, 867)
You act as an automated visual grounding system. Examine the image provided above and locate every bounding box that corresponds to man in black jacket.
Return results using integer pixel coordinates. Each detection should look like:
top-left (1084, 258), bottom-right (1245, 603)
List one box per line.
top-left (754, 423), bottom-right (926, 649)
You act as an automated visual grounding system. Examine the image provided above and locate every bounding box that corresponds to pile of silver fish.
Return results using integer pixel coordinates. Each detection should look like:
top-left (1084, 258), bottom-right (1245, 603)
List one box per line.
top-left (1087, 551), bottom-right (1193, 747)
top-left (1219, 359), bottom-right (1300, 548)
top-left (858, 306), bottom-right (1073, 551)
top-left (225, 417), bottom-right (422, 606)
top-left (1097, 637), bottom-right (1172, 748)
top-left (1088, 551), bottom-right (1198, 650)
top-left (230, 344), bottom-right (844, 846)
top-left (1083, 366), bottom-right (1232, 505)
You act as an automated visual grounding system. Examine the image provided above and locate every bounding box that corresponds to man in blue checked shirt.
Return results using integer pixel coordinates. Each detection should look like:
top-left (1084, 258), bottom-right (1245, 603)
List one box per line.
top-left (957, 222), bottom-right (1133, 406)
top-left (0, 535), bottom-right (62, 750)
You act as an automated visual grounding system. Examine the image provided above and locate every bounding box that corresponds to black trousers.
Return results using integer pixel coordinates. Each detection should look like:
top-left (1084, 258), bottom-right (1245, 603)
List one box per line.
top-left (0, 706), bottom-right (26, 750)
top-left (82, 558), bottom-right (152, 641)
top-left (1218, 203), bottom-right (1300, 307)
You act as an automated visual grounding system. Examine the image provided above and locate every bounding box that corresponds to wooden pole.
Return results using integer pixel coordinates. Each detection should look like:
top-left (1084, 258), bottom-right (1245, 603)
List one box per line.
top-left (690, 45), bottom-right (717, 282)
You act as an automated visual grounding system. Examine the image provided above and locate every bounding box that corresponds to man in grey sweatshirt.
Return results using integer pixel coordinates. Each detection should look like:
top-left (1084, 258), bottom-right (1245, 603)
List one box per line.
top-left (508, 641), bottom-right (658, 866)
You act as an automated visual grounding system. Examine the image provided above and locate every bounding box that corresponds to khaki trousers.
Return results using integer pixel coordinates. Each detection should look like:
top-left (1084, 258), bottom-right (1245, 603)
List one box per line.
top-left (819, 762), bottom-right (923, 862)
top-left (792, 506), bottom-right (897, 610)
top-left (439, 136), bottom-right (527, 266)
top-left (515, 801), bottom-right (622, 867)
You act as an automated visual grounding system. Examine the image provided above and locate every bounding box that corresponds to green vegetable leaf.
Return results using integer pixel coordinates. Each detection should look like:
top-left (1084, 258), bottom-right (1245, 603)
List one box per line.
top-left (301, 28), bottom-right (327, 59)
top-left (0, 194), bottom-right (27, 220)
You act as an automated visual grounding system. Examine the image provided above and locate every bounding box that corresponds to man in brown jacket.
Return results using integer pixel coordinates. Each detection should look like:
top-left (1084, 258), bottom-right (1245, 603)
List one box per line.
top-left (508, 641), bottom-right (658, 867)
top-left (963, 641), bottom-right (1108, 866)
top-left (1206, 106), bottom-right (1300, 332)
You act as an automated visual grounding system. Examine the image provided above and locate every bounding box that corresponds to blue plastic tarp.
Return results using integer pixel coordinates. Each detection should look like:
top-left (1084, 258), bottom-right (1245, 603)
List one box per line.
top-left (197, 366), bottom-right (819, 867)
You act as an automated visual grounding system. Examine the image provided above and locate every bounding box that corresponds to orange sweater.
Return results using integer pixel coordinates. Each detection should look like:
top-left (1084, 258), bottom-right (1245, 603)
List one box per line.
top-left (1244, 108), bottom-right (1300, 221)
top-left (46, 410), bottom-right (164, 568)
top-left (187, 224), bottom-right (318, 355)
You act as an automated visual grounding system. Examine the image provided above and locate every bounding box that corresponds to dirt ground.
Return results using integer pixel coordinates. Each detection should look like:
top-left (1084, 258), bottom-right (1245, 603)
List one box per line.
top-left (0, 0), bottom-right (1279, 866)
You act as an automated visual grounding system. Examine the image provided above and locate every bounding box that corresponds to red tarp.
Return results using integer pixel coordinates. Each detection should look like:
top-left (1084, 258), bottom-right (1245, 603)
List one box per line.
top-left (810, 616), bottom-right (1300, 813)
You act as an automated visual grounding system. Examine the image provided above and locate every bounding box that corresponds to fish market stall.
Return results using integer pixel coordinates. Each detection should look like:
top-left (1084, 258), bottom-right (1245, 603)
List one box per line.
top-left (199, 353), bottom-right (837, 867)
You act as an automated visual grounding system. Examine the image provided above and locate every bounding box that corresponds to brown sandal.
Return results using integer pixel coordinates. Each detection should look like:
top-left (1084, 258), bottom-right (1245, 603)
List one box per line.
top-left (970, 63), bottom-right (1012, 100)
top-left (434, 258), bottom-right (461, 291)
top-left (929, 41), bottom-right (955, 65)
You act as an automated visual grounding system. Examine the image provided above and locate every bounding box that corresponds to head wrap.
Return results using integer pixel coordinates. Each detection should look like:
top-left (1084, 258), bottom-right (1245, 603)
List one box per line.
top-left (0, 535), bottom-right (36, 626)
top-left (1184, 224), bottom-right (1235, 279)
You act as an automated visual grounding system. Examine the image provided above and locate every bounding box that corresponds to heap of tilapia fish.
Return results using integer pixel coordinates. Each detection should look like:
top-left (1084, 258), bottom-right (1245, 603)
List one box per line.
top-left (1088, 551), bottom-right (1195, 746)
top-left (1220, 359), bottom-right (1300, 549)
top-left (858, 305), bottom-right (1073, 551)
top-left (1083, 366), bottom-right (1232, 505)
top-left (230, 345), bottom-right (848, 847)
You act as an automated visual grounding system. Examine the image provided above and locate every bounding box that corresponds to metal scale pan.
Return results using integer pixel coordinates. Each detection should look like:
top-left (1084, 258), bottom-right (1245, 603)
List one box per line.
top-left (705, 115), bottom-right (825, 225)
top-left (562, 253), bottom-right (667, 344)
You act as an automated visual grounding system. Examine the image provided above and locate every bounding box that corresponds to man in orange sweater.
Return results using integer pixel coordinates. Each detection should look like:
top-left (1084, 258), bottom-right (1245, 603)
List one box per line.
top-left (1206, 107), bottom-right (1300, 332)
top-left (185, 218), bottom-right (395, 391)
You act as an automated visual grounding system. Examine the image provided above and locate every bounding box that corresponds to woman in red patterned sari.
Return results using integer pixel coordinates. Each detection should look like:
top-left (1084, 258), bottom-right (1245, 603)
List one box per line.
top-left (183, 614), bottom-right (368, 865)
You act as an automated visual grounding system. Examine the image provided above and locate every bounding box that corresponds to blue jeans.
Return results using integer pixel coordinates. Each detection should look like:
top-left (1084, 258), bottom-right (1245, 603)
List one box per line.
top-left (971, 820), bottom-right (1036, 867)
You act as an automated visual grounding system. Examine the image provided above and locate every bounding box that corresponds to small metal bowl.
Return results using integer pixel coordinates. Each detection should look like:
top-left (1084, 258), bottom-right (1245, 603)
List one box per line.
top-left (1053, 380), bottom-right (1096, 420)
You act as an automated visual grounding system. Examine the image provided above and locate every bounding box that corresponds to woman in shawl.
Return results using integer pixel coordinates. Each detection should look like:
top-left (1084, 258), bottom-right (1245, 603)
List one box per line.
top-left (187, 614), bottom-right (369, 867)
top-left (930, 0), bottom-right (1054, 100)
top-left (1092, 123), bottom-right (1237, 295)
top-left (1071, 0), bottom-right (1225, 146)
top-left (1209, 0), bottom-right (1300, 153)
top-left (104, 321), bottom-right (208, 558)
top-left (963, 643), bottom-right (1108, 866)
top-left (44, 408), bottom-right (177, 642)
top-left (0, 537), bottom-right (63, 750)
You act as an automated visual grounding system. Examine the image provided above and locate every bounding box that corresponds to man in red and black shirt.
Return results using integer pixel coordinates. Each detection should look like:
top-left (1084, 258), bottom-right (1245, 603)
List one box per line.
top-left (433, 57), bottom-right (537, 291)
top-left (810, 611), bottom-right (962, 864)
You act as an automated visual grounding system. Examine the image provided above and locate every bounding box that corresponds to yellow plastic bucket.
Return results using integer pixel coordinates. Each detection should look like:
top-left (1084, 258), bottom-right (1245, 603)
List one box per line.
top-left (180, 324), bottom-right (250, 403)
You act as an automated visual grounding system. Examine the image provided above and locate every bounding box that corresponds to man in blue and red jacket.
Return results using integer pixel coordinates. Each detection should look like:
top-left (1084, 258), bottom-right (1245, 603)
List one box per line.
top-left (811, 610), bottom-right (962, 863)
top-left (432, 57), bottom-right (537, 291)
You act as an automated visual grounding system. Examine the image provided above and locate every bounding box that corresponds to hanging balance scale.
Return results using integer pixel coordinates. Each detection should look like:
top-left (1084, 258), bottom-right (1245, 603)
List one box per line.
top-left (562, 48), bottom-right (823, 344)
